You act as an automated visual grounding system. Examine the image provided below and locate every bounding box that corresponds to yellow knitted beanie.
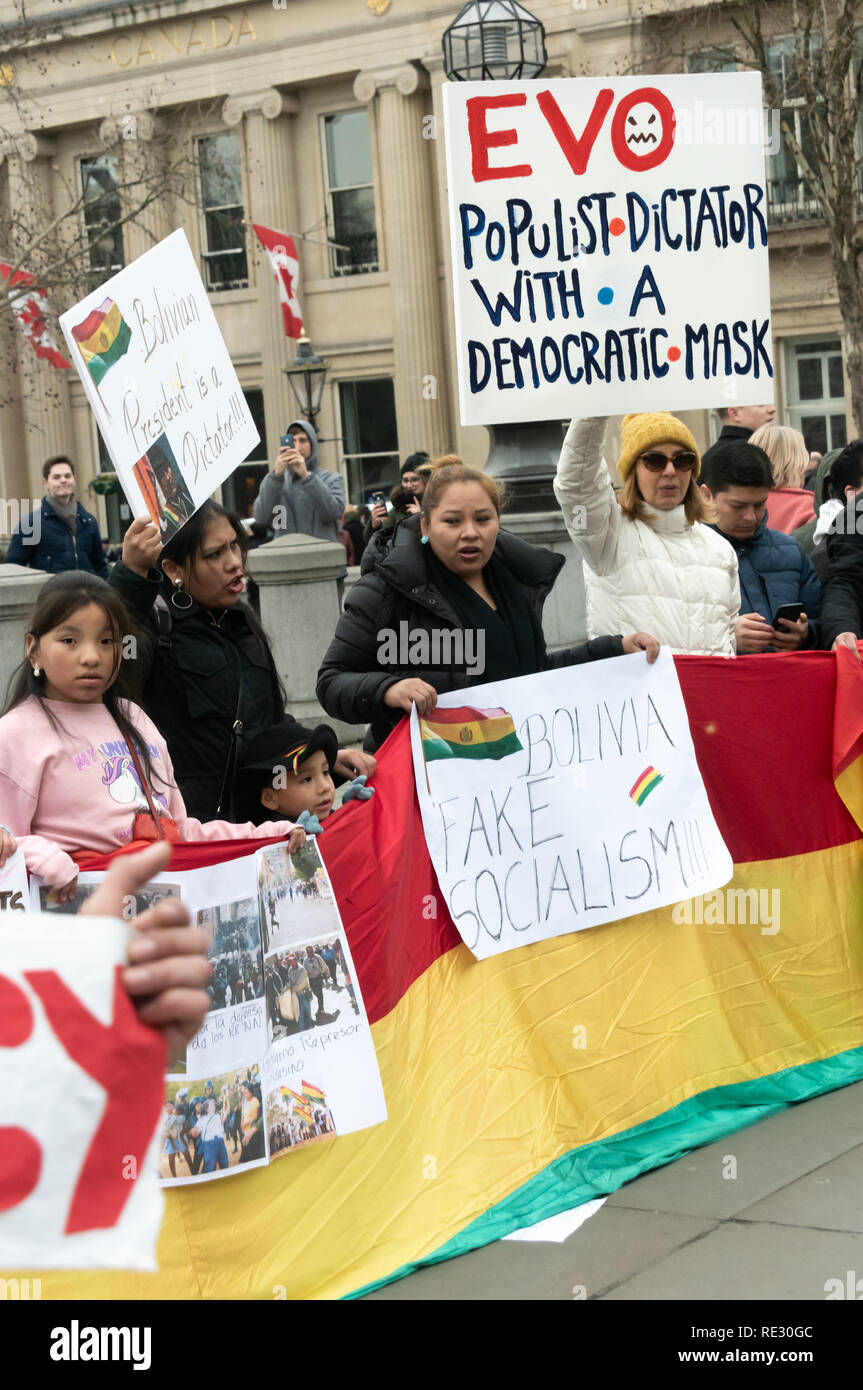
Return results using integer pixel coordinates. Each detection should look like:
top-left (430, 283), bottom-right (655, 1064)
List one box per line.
top-left (616, 413), bottom-right (701, 481)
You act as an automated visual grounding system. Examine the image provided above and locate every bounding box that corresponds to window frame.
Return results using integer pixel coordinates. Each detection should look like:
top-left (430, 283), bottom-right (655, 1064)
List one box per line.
top-left (783, 335), bottom-right (849, 455)
top-left (79, 152), bottom-right (126, 287)
top-left (765, 34), bottom-right (825, 224)
top-left (319, 106), bottom-right (382, 279)
top-left (337, 374), bottom-right (399, 500)
top-left (195, 130), bottom-right (250, 293)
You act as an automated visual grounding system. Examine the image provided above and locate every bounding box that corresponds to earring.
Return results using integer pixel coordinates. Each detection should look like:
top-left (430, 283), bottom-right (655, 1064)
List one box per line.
top-left (170, 577), bottom-right (194, 611)
top-left (420, 535), bottom-right (429, 545)
top-left (32, 663), bottom-right (41, 677)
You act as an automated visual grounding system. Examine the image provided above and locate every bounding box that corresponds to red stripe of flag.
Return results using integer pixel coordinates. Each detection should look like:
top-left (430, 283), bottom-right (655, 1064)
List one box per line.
top-left (70, 298), bottom-right (113, 343)
top-left (423, 706), bottom-right (508, 725)
top-left (628, 766), bottom-right (656, 799)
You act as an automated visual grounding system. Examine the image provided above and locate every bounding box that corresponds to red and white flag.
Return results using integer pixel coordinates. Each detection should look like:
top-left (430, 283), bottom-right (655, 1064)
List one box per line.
top-left (0, 260), bottom-right (72, 370)
top-left (251, 224), bottom-right (303, 339)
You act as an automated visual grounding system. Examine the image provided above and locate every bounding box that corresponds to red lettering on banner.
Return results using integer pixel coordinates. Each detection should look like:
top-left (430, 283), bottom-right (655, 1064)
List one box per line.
top-left (467, 93), bottom-right (532, 182)
top-left (24, 967), bottom-right (165, 1234)
top-left (536, 88), bottom-right (614, 176)
top-left (0, 974), bottom-right (34, 1046)
top-left (0, 1128), bottom-right (41, 1212)
top-left (610, 87), bottom-right (676, 171)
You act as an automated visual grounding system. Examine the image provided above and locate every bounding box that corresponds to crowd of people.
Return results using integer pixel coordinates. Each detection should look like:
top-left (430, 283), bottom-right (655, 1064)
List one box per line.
top-left (264, 940), bottom-right (353, 1040)
top-left (162, 1070), bottom-right (264, 1178)
top-left (2, 403), bottom-right (861, 906)
top-left (269, 1105), bottom-right (335, 1156)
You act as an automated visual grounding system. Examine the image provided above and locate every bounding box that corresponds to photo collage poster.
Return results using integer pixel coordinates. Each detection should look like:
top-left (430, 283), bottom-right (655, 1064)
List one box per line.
top-left (31, 840), bottom-right (387, 1186)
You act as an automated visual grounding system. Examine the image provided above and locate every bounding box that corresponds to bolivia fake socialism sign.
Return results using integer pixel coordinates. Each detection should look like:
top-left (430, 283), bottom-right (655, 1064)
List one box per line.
top-left (442, 72), bottom-right (773, 423)
top-left (0, 915), bottom-right (164, 1269)
top-left (58, 229), bottom-right (259, 541)
top-left (410, 648), bottom-right (733, 960)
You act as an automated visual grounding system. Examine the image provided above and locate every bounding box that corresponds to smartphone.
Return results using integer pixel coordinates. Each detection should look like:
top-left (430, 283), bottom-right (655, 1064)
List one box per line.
top-left (772, 603), bottom-right (803, 628)
top-left (370, 491), bottom-right (389, 510)
top-left (280, 433), bottom-right (294, 449)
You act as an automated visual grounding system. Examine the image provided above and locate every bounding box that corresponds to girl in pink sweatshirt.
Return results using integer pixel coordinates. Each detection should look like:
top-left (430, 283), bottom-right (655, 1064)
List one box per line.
top-left (0, 573), bottom-right (303, 896)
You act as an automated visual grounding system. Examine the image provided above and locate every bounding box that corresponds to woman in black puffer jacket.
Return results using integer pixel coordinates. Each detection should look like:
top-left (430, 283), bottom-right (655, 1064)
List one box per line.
top-left (317, 456), bottom-right (658, 752)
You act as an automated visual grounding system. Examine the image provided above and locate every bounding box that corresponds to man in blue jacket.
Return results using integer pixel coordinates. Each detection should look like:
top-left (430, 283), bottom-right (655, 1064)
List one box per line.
top-left (700, 441), bottom-right (821, 653)
top-left (6, 455), bottom-right (108, 577)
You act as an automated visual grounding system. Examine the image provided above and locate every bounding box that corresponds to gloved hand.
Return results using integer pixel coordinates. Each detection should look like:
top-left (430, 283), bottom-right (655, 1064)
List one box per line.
top-left (342, 774), bottom-right (375, 803)
top-left (296, 809), bottom-right (323, 836)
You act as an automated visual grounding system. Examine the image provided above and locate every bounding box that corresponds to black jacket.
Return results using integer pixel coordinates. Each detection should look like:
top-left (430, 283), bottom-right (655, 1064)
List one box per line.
top-left (316, 517), bottom-right (623, 751)
top-left (109, 562), bottom-right (283, 820)
top-left (700, 424), bottom-right (753, 478)
top-left (5, 499), bottom-right (108, 577)
top-left (820, 497), bottom-right (863, 648)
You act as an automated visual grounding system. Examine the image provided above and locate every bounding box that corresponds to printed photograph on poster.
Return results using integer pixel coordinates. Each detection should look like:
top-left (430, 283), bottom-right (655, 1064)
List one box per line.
top-left (266, 1078), bottom-right (336, 1160)
top-left (133, 434), bottom-right (195, 541)
top-left (161, 1065), bottom-right (264, 1182)
top-left (196, 896), bottom-right (263, 1011)
top-left (264, 936), bottom-right (356, 1045)
top-left (38, 881), bottom-right (98, 915)
top-left (257, 839), bottom-right (338, 953)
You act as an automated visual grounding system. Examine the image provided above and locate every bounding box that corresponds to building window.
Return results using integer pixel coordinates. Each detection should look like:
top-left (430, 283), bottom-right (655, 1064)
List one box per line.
top-left (339, 378), bottom-right (398, 500)
top-left (323, 111), bottom-right (379, 277)
top-left (197, 133), bottom-right (248, 291)
top-left (225, 390), bottom-right (269, 516)
top-left (784, 338), bottom-right (848, 455)
top-left (686, 49), bottom-right (737, 74)
top-left (81, 155), bottom-right (125, 289)
top-left (766, 37), bottom-right (822, 224)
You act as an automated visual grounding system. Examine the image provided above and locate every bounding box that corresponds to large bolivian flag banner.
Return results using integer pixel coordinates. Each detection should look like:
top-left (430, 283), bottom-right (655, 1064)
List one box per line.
top-left (16, 651), bottom-right (863, 1300)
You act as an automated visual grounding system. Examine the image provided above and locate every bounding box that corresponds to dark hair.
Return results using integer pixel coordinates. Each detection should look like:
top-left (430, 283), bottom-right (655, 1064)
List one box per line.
top-left (159, 500), bottom-right (286, 715)
top-left (826, 441), bottom-right (863, 500)
top-left (402, 452), bottom-right (430, 475)
top-left (700, 441), bottom-right (774, 494)
top-left (42, 455), bottom-right (75, 480)
top-left (3, 572), bottom-right (159, 790)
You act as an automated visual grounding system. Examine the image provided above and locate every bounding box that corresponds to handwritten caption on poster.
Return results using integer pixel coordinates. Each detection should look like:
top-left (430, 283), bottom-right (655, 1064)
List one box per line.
top-left (442, 72), bottom-right (773, 424)
top-left (410, 649), bottom-right (732, 961)
top-left (58, 229), bottom-right (258, 540)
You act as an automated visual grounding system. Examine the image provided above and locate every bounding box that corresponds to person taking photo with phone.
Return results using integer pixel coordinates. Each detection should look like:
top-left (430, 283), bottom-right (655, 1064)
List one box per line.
top-left (699, 440), bottom-right (821, 653)
top-left (252, 418), bottom-right (346, 543)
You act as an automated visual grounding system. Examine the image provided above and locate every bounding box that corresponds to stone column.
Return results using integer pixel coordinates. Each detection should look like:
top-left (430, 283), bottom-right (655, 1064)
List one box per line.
top-left (223, 88), bottom-right (298, 457)
top-left (0, 565), bottom-right (49, 693)
top-left (5, 135), bottom-right (74, 483)
top-left (100, 113), bottom-right (174, 264)
top-left (354, 64), bottom-right (452, 459)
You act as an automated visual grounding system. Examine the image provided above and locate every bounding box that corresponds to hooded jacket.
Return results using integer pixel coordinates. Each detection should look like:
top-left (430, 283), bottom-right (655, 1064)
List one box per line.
top-left (252, 418), bottom-right (346, 543)
top-left (316, 514), bottom-right (623, 751)
top-left (711, 514), bottom-right (821, 650)
top-left (791, 448), bottom-right (844, 576)
top-left (821, 495), bottom-right (863, 648)
top-left (5, 498), bottom-right (108, 577)
top-left (554, 417), bottom-right (740, 656)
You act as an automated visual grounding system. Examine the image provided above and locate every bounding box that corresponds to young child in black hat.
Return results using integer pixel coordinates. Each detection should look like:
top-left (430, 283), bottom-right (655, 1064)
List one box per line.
top-left (233, 717), bottom-right (373, 831)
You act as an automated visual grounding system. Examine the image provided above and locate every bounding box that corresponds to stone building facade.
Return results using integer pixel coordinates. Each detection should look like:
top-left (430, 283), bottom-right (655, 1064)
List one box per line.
top-left (0, 0), bottom-right (855, 539)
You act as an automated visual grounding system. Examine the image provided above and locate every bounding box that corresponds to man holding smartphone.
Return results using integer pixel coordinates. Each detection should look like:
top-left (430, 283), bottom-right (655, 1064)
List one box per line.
top-left (700, 440), bottom-right (821, 653)
top-left (253, 417), bottom-right (346, 543)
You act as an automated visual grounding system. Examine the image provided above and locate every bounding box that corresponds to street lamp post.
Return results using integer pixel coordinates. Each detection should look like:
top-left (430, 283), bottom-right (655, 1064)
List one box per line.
top-left (443, 3), bottom-right (556, 511)
top-left (282, 333), bottom-right (329, 425)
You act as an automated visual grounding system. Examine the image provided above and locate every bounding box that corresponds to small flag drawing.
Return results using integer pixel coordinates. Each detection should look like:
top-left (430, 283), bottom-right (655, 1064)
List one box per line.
top-left (419, 706), bottom-right (523, 764)
top-left (280, 1087), bottom-right (305, 1106)
top-left (629, 766), bottom-right (664, 806)
top-left (301, 1080), bottom-right (326, 1104)
top-left (70, 297), bottom-right (132, 387)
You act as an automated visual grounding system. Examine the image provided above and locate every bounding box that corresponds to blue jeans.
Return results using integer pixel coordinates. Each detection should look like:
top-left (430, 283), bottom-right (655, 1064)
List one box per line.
top-left (297, 990), bottom-right (312, 1031)
top-left (203, 1137), bottom-right (229, 1172)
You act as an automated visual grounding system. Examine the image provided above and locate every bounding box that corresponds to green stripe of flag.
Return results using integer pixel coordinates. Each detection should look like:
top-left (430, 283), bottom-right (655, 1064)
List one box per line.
top-left (86, 315), bottom-right (132, 387)
top-left (423, 732), bottom-right (523, 763)
top-left (635, 774), bottom-right (663, 805)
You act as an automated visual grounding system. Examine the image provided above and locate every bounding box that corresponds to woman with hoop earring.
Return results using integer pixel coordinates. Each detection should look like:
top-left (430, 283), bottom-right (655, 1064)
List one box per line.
top-left (110, 502), bottom-right (374, 821)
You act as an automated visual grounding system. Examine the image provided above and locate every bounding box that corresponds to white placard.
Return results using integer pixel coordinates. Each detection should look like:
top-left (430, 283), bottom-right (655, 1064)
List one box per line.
top-left (442, 73), bottom-right (773, 424)
top-left (0, 848), bottom-right (28, 914)
top-left (410, 649), bottom-right (733, 961)
top-left (59, 229), bottom-right (259, 539)
top-left (0, 915), bottom-right (164, 1270)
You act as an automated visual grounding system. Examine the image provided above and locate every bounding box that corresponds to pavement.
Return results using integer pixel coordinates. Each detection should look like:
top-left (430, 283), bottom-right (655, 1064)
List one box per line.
top-left (363, 1079), bottom-right (863, 1301)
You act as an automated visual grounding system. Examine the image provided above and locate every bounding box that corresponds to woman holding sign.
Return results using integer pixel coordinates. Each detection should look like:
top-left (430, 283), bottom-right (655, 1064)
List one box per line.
top-left (111, 502), bottom-right (374, 820)
top-left (554, 415), bottom-right (740, 655)
top-left (316, 456), bottom-right (659, 751)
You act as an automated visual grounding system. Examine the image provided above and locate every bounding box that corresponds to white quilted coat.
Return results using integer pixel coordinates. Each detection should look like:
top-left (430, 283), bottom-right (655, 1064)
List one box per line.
top-left (554, 417), bottom-right (740, 656)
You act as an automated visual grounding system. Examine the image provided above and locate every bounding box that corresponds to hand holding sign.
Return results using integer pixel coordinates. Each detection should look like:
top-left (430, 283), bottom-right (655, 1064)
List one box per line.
top-left (121, 515), bottom-right (164, 577)
top-left (0, 828), bottom-right (16, 867)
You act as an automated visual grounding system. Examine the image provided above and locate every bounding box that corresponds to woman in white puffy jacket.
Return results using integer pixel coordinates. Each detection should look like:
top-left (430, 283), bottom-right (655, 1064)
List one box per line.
top-left (554, 413), bottom-right (740, 656)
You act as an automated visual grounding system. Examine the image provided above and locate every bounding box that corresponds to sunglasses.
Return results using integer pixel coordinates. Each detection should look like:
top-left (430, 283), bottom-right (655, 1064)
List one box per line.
top-left (639, 451), bottom-right (697, 472)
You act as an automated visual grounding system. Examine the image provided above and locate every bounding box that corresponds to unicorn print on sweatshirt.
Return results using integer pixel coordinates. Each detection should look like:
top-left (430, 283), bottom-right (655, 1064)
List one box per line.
top-left (101, 753), bottom-right (170, 814)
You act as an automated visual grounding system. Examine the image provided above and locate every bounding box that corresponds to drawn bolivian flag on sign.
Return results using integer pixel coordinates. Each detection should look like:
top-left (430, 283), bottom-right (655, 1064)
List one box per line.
top-left (419, 705), bottom-right (523, 763)
top-left (70, 297), bottom-right (132, 387)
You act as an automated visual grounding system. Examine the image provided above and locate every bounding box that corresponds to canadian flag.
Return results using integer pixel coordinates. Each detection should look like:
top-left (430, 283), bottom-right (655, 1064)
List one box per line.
top-left (0, 260), bottom-right (72, 370)
top-left (251, 224), bottom-right (303, 339)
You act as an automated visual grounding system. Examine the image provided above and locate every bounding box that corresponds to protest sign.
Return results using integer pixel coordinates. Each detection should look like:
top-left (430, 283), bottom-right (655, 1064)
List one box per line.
top-left (409, 648), bottom-right (732, 961)
top-left (32, 839), bottom-right (386, 1185)
top-left (442, 72), bottom-right (773, 424)
top-left (58, 229), bottom-right (259, 539)
top-left (0, 848), bottom-right (28, 914)
top-left (0, 914), bottom-right (164, 1269)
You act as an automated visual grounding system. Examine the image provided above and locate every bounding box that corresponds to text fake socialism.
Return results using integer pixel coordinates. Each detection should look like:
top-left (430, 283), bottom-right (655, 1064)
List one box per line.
top-left (443, 73), bottom-right (773, 423)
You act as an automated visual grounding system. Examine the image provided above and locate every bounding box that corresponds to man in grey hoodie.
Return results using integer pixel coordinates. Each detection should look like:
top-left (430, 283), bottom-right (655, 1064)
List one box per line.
top-left (253, 418), bottom-right (346, 542)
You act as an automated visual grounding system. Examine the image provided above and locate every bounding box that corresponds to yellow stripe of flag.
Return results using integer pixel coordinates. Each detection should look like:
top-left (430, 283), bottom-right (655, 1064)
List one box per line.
top-left (420, 715), bottom-right (516, 746)
top-left (75, 301), bottom-right (126, 362)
